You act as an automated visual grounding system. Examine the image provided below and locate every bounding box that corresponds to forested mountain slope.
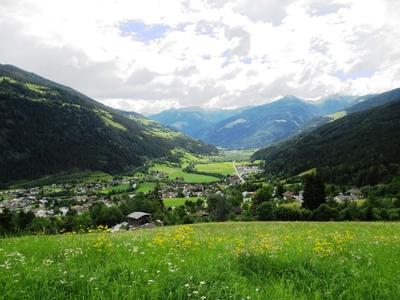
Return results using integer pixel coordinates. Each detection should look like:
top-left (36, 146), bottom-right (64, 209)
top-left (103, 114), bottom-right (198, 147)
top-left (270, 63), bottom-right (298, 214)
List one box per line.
top-left (0, 65), bottom-right (216, 183)
top-left (252, 91), bottom-right (400, 186)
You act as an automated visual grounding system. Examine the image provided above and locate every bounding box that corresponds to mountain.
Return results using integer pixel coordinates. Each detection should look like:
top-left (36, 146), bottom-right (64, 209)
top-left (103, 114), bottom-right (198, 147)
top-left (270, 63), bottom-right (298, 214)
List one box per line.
top-left (149, 106), bottom-right (248, 139)
top-left (252, 88), bottom-right (400, 186)
top-left (151, 95), bottom-right (361, 150)
top-left (346, 88), bottom-right (400, 113)
top-left (120, 111), bottom-right (217, 155)
top-left (314, 95), bottom-right (359, 115)
top-left (0, 64), bottom-right (216, 183)
top-left (201, 96), bottom-right (322, 149)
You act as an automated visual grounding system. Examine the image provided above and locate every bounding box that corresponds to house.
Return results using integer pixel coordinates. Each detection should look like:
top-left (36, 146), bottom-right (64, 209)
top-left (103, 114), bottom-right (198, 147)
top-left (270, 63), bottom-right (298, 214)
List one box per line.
top-left (127, 212), bottom-right (152, 227)
top-left (283, 191), bottom-right (295, 200)
top-left (334, 193), bottom-right (358, 203)
top-left (346, 188), bottom-right (363, 198)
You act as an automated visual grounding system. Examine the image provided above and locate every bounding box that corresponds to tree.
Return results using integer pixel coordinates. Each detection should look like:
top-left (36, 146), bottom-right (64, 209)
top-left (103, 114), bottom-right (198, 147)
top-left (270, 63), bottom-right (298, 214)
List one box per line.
top-left (253, 186), bottom-right (273, 206)
top-left (255, 202), bottom-right (275, 221)
top-left (312, 204), bottom-right (339, 221)
top-left (302, 174), bottom-right (326, 210)
top-left (207, 194), bottom-right (231, 221)
top-left (0, 209), bottom-right (13, 234)
top-left (275, 184), bottom-right (285, 198)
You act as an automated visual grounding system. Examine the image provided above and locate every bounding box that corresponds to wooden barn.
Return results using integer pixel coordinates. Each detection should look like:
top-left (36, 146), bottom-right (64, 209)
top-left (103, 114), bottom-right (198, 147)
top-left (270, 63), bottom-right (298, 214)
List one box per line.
top-left (127, 212), bottom-right (151, 227)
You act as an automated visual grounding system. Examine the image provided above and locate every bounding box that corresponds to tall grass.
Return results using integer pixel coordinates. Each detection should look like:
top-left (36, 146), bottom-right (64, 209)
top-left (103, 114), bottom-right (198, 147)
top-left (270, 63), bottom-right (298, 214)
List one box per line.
top-left (1, 222), bottom-right (399, 299)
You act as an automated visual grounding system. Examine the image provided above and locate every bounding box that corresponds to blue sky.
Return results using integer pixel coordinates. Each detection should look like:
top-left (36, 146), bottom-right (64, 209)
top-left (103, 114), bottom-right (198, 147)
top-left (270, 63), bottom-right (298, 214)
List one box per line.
top-left (120, 21), bottom-right (169, 41)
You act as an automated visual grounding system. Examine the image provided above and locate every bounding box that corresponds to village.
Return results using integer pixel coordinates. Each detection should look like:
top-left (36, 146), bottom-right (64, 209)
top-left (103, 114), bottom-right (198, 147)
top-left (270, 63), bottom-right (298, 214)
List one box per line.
top-left (0, 169), bottom-right (245, 219)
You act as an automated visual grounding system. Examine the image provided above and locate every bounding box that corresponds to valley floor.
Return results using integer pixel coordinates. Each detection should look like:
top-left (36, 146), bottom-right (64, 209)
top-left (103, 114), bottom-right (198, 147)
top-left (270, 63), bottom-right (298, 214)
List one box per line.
top-left (1, 222), bottom-right (400, 299)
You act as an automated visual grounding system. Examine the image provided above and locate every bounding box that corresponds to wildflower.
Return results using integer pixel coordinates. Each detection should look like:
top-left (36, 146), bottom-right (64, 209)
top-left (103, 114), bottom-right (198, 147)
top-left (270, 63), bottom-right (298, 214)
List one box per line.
top-left (200, 281), bottom-right (206, 285)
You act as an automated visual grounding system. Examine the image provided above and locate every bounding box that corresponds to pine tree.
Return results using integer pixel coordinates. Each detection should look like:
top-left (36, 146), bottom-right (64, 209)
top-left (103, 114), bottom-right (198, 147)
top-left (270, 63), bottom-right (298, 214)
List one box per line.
top-left (276, 184), bottom-right (285, 198)
top-left (302, 174), bottom-right (326, 210)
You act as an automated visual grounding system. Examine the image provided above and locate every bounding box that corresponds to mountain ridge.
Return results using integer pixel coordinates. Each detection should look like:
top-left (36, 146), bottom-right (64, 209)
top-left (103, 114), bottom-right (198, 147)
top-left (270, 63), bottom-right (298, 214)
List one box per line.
top-left (0, 64), bottom-right (216, 183)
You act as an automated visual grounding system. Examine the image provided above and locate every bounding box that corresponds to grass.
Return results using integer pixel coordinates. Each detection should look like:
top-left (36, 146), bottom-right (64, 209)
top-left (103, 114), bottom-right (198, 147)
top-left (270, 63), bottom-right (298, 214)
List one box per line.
top-left (150, 164), bottom-right (220, 183)
top-left (194, 162), bottom-right (235, 176)
top-left (328, 111), bottom-right (347, 121)
top-left (5, 171), bottom-right (113, 189)
top-left (211, 149), bottom-right (256, 162)
top-left (136, 182), bottom-right (157, 193)
top-left (163, 197), bottom-right (203, 208)
top-left (1, 222), bottom-right (400, 299)
top-left (99, 184), bottom-right (130, 195)
top-left (297, 168), bottom-right (317, 178)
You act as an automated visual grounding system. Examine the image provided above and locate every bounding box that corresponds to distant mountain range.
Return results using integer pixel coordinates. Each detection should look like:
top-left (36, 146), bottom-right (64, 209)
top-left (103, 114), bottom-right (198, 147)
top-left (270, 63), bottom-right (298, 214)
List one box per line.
top-left (252, 88), bottom-right (400, 186)
top-left (0, 65), bottom-right (216, 183)
top-left (149, 106), bottom-right (248, 139)
top-left (151, 95), bottom-right (359, 149)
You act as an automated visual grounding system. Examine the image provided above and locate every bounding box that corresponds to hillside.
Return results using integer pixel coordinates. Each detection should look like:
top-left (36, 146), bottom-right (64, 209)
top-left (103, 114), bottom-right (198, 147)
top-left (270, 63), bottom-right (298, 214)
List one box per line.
top-left (1, 222), bottom-right (400, 299)
top-left (252, 91), bottom-right (400, 186)
top-left (0, 65), bottom-right (216, 183)
top-left (149, 106), bottom-right (247, 140)
top-left (202, 96), bottom-right (321, 149)
top-left (121, 111), bottom-right (217, 155)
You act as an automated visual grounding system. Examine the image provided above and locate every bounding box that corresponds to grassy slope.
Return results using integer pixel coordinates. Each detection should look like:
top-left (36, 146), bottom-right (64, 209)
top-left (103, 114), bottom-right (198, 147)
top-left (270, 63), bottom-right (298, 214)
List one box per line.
top-left (1, 222), bottom-right (400, 299)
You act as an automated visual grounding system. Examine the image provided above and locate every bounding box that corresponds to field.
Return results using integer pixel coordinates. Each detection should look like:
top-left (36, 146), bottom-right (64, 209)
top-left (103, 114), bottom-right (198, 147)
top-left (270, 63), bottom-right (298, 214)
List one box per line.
top-left (99, 184), bottom-right (130, 195)
top-left (194, 162), bottom-right (235, 176)
top-left (136, 182), bottom-right (157, 193)
top-left (210, 149), bottom-right (255, 162)
top-left (150, 164), bottom-right (220, 183)
top-left (163, 197), bottom-right (203, 208)
top-left (1, 222), bottom-right (400, 299)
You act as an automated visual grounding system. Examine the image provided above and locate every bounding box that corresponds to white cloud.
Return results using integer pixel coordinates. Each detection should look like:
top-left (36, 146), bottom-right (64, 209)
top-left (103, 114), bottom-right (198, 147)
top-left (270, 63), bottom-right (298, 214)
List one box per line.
top-left (0, 0), bottom-right (399, 113)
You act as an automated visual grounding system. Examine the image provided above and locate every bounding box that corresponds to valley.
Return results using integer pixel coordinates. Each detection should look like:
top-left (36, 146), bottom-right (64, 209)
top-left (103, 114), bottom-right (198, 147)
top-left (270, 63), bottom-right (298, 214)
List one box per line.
top-left (2, 1), bottom-right (400, 299)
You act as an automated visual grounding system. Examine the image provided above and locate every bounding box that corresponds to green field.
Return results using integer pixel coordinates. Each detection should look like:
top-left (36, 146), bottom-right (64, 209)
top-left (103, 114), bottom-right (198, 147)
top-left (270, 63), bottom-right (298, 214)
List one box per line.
top-left (163, 197), bottom-right (203, 208)
top-left (1, 222), bottom-right (400, 299)
top-left (136, 182), bottom-right (157, 193)
top-left (210, 149), bottom-right (255, 162)
top-left (99, 184), bottom-right (130, 195)
top-left (150, 164), bottom-right (220, 183)
top-left (194, 162), bottom-right (235, 176)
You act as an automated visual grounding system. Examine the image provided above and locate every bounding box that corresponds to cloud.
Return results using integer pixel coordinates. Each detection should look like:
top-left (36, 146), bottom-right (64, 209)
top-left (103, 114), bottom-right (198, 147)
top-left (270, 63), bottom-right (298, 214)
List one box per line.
top-left (0, 0), bottom-right (399, 114)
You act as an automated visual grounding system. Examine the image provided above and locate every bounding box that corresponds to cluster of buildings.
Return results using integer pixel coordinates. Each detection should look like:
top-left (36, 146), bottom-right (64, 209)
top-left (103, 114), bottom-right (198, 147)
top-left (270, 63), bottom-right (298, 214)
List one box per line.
top-left (0, 181), bottom-right (122, 217)
top-left (236, 165), bottom-right (262, 179)
top-left (333, 188), bottom-right (363, 203)
top-left (160, 182), bottom-right (221, 199)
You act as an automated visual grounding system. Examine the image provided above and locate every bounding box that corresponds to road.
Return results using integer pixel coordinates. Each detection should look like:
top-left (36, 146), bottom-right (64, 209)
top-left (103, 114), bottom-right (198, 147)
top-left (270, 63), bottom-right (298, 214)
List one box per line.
top-left (233, 160), bottom-right (245, 183)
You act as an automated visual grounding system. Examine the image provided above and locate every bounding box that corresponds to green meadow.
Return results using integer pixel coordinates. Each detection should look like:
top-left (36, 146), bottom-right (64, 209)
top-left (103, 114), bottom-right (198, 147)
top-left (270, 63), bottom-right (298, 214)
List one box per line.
top-left (163, 197), bottom-right (203, 208)
top-left (1, 222), bottom-right (400, 299)
top-left (136, 182), bottom-right (158, 193)
top-left (99, 184), bottom-right (130, 195)
top-left (150, 164), bottom-right (220, 183)
top-left (194, 162), bottom-right (235, 176)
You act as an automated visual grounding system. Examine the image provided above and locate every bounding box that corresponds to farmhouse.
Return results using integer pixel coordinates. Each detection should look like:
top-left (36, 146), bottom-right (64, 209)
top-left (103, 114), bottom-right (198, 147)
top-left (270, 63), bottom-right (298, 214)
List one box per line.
top-left (127, 212), bottom-right (152, 227)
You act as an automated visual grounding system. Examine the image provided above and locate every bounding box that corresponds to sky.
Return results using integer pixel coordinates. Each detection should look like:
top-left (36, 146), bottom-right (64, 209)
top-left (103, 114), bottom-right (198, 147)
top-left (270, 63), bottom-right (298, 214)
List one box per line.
top-left (1, 0), bottom-right (400, 114)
